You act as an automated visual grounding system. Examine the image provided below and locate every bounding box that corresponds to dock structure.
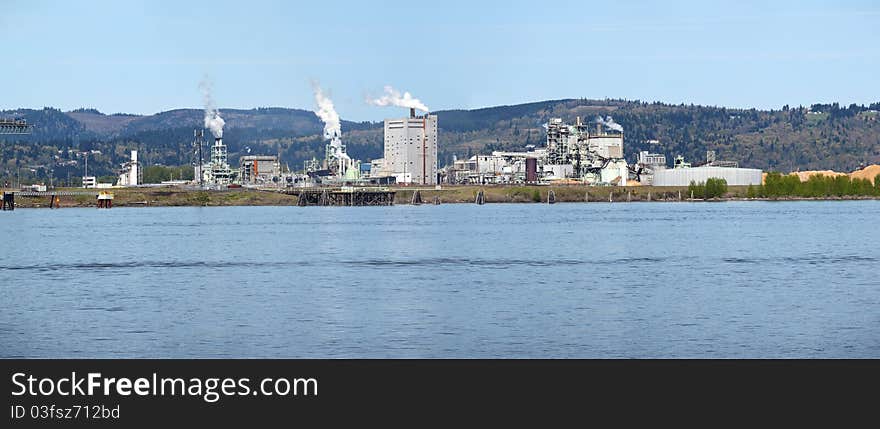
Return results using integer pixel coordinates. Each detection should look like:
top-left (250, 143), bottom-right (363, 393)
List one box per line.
top-left (97, 191), bottom-right (114, 208)
top-left (289, 187), bottom-right (395, 206)
top-left (7, 191), bottom-right (112, 209)
top-left (14, 191), bottom-right (98, 197)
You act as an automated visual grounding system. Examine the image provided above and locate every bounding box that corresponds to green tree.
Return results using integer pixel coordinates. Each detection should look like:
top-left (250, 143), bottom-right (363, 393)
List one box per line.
top-left (142, 165), bottom-right (194, 184)
top-left (705, 177), bottom-right (728, 198)
top-left (746, 184), bottom-right (757, 198)
top-left (97, 175), bottom-right (116, 185)
top-left (688, 180), bottom-right (705, 199)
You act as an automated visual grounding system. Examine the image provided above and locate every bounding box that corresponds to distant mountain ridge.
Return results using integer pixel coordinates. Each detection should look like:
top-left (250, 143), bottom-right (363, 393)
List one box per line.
top-left (2, 99), bottom-right (879, 182)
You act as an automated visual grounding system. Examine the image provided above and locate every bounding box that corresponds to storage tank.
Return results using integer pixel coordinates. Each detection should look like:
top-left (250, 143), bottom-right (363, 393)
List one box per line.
top-left (525, 158), bottom-right (537, 182)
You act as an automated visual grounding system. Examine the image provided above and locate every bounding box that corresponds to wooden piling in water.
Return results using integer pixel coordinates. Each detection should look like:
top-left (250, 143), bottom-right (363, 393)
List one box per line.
top-left (290, 187), bottom-right (395, 206)
top-left (1, 192), bottom-right (13, 211)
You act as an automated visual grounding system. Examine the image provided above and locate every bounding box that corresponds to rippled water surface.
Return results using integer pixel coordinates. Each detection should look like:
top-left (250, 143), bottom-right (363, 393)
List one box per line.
top-left (1, 201), bottom-right (878, 357)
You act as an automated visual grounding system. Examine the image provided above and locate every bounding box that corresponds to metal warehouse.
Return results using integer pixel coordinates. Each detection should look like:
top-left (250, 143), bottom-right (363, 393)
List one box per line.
top-left (652, 166), bottom-right (763, 186)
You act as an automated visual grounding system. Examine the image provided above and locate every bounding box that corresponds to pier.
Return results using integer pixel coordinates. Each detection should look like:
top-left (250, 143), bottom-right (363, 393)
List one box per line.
top-left (288, 187), bottom-right (395, 206)
top-left (1, 191), bottom-right (113, 209)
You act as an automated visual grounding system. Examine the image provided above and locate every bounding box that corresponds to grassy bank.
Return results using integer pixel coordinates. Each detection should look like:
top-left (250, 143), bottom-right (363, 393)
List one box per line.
top-left (5, 187), bottom-right (297, 208)
top-left (4, 185), bottom-right (878, 209)
top-left (393, 185), bottom-right (733, 204)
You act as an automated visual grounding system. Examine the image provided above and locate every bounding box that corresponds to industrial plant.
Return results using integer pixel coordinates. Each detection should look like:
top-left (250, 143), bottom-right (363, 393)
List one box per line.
top-left (443, 116), bottom-right (762, 187)
top-left (36, 80), bottom-right (763, 199)
top-left (445, 116), bottom-right (629, 185)
top-left (168, 107), bottom-right (763, 193)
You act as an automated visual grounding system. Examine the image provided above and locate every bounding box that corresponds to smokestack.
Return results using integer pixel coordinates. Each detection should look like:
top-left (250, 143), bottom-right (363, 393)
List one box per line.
top-left (410, 108), bottom-right (415, 118)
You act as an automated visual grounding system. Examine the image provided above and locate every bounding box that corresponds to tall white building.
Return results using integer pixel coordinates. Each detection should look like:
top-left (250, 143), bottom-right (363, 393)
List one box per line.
top-left (382, 109), bottom-right (438, 185)
top-left (117, 150), bottom-right (140, 186)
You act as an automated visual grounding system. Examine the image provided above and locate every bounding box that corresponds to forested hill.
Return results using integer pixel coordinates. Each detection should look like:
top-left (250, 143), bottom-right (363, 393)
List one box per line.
top-left (2, 99), bottom-right (879, 183)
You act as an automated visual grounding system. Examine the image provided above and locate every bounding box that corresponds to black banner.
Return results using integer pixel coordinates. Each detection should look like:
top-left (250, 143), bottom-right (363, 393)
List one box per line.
top-left (2, 360), bottom-right (876, 426)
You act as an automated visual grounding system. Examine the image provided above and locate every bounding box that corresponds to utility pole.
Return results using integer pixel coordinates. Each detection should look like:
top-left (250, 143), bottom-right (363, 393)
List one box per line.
top-left (194, 129), bottom-right (204, 187)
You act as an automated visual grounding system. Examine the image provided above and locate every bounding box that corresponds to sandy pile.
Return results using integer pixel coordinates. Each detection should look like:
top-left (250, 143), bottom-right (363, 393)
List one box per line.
top-left (759, 165), bottom-right (880, 184)
top-left (789, 170), bottom-right (848, 181)
top-left (850, 165), bottom-right (880, 182)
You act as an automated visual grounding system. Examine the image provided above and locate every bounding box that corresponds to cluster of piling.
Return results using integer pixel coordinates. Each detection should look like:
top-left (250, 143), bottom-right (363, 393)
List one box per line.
top-left (293, 188), bottom-right (395, 206)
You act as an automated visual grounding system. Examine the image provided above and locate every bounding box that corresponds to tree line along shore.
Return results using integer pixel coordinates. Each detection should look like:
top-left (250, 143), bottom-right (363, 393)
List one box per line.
top-left (3, 181), bottom-right (880, 209)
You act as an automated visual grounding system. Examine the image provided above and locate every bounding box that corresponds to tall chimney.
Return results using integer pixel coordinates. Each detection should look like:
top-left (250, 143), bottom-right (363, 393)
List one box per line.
top-left (410, 108), bottom-right (416, 118)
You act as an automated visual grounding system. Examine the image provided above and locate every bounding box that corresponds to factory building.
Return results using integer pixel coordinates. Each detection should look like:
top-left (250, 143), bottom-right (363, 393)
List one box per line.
top-left (651, 151), bottom-right (762, 186)
top-left (632, 151), bottom-right (667, 185)
top-left (447, 149), bottom-right (547, 184)
top-left (444, 116), bottom-right (629, 185)
top-left (239, 155), bottom-right (281, 185)
top-left (652, 166), bottom-right (762, 186)
top-left (203, 137), bottom-right (235, 185)
top-left (638, 151), bottom-right (667, 171)
top-left (117, 150), bottom-right (141, 186)
top-left (380, 108), bottom-right (438, 185)
top-left (544, 117), bottom-right (628, 185)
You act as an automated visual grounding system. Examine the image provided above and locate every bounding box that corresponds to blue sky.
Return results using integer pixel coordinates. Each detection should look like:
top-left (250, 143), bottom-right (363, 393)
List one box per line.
top-left (1, 0), bottom-right (877, 120)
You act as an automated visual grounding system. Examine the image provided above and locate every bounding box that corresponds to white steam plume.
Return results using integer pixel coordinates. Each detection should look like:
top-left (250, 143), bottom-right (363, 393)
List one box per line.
top-left (311, 81), bottom-right (341, 140)
top-left (199, 78), bottom-right (225, 138)
top-left (595, 115), bottom-right (623, 133)
top-left (368, 85), bottom-right (429, 112)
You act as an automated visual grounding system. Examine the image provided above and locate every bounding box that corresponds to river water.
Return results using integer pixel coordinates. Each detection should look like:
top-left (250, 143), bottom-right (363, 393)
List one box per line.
top-left (1, 201), bottom-right (878, 358)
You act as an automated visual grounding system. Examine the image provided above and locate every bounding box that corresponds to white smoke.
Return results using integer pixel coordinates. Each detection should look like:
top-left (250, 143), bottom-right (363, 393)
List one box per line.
top-left (368, 85), bottom-right (429, 112)
top-left (311, 81), bottom-right (341, 140)
top-left (595, 115), bottom-right (623, 133)
top-left (311, 81), bottom-right (350, 166)
top-left (199, 78), bottom-right (225, 138)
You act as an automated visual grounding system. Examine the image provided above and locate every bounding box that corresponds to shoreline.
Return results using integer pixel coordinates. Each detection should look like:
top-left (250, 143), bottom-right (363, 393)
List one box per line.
top-left (3, 185), bottom-right (878, 208)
